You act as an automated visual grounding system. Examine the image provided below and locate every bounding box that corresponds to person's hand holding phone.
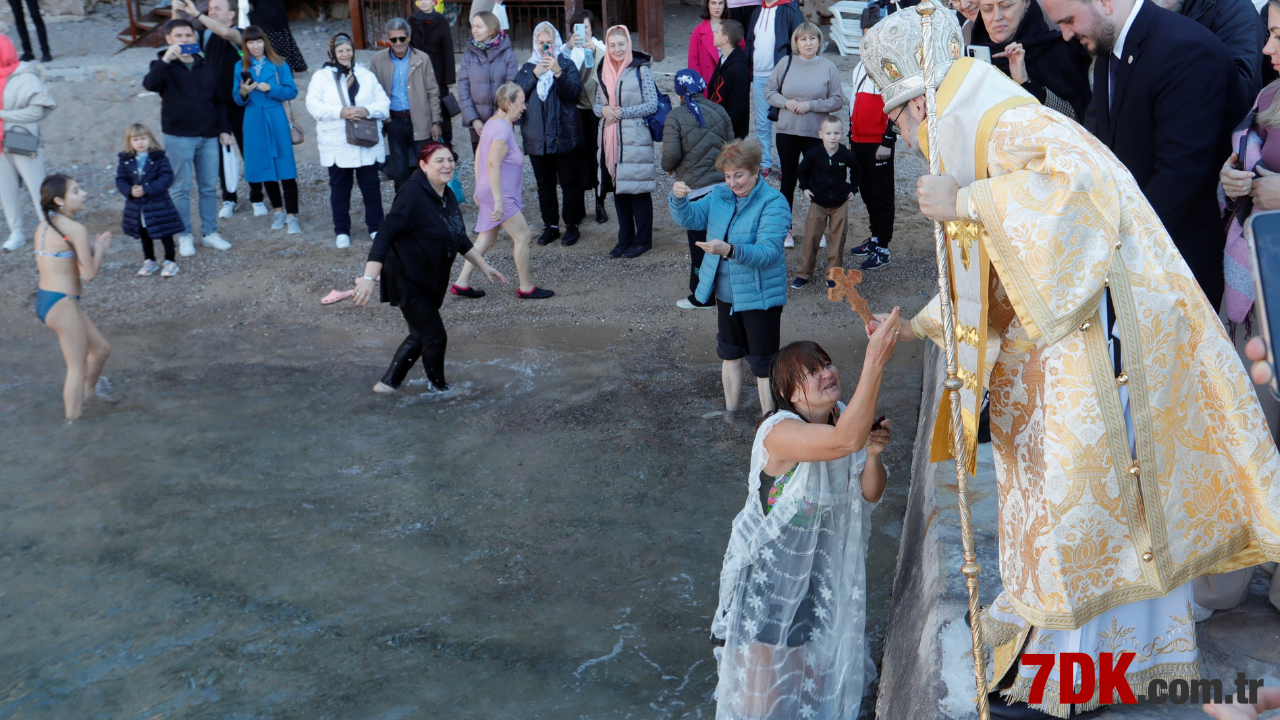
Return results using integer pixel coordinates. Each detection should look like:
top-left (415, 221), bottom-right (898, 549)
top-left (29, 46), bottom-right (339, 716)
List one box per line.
top-left (162, 43), bottom-right (184, 63)
top-left (1221, 153), bottom-right (1254, 200)
top-left (1251, 166), bottom-right (1280, 211)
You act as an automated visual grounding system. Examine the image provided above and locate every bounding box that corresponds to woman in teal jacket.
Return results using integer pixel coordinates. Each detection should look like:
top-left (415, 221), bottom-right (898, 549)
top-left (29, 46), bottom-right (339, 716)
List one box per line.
top-left (670, 138), bottom-right (790, 417)
top-left (234, 26), bottom-right (301, 234)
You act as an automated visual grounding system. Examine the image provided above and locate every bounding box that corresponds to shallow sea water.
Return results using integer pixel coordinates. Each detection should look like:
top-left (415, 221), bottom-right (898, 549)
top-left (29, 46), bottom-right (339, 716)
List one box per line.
top-left (0, 324), bottom-right (913, 719)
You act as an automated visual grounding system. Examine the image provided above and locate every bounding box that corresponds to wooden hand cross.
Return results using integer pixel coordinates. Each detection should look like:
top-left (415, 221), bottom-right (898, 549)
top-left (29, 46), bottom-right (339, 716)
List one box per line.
top-left (827, 267), bottom-right (876, 326)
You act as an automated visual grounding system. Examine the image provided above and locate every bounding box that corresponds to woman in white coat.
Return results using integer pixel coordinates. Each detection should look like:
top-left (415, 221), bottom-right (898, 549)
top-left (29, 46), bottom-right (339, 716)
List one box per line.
top-left (0, 36), bottom-right (55, 252)
top-left (305, 32), bottom-right (391, 249)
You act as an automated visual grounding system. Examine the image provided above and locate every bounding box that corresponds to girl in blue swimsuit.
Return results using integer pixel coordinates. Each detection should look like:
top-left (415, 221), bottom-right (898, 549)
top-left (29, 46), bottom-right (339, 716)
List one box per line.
top-left (34, 174), bottom-right (113, 421)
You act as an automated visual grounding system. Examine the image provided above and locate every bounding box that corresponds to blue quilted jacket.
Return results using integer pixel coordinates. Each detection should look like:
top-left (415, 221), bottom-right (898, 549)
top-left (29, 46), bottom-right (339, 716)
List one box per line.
top-left (670, 178), bottom-right (790, 312)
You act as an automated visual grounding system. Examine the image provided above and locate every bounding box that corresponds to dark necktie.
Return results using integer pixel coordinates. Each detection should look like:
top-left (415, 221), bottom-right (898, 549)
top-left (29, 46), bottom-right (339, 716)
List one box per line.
top-left (1108, 53), bottom-right (1118, 111)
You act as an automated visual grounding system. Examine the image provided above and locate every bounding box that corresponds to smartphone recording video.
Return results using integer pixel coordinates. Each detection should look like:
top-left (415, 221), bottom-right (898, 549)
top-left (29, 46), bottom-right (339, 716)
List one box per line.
top-left (1245, 210), bottom-right (1280, 399)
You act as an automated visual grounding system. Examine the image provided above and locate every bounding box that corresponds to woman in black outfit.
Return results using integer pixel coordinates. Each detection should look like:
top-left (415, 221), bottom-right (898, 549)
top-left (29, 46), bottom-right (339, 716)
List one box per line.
top-left (8, 0), bottom-right (50, 62)
top-left (353, 142), bottom-right (506, 393)
top-left (968, 0), bottom-right (1091, 119)
top-left (249, 0), bottom-right (307, 72)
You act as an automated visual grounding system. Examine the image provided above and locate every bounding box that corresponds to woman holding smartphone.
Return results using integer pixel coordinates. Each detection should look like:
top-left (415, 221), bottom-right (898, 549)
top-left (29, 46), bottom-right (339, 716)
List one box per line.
top-left (235, 25), bottom-right (301, 235)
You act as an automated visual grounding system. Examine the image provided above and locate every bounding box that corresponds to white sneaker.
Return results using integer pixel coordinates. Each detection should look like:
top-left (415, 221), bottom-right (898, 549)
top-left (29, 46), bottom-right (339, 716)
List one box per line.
top-left (335, 234), bottom-right (351, 249)
top-left (201, 232), bottom-right (231, 250)
top-left (252, 202), bottom-right (269, 216)
top-left (819, 234), bottom-right (827, 248)
top-left (286, 216), bottom-right (301, 235)
top-left (2, 229), bottom-right (23, 251)
top-left (783, 231), bottom-right (795, 249)
top-left (178, 233), bottom-right (196, 257)
top-left (218, 200), bottom-right (236, 219)
top-left (270, 211), bottom-right (286, 230)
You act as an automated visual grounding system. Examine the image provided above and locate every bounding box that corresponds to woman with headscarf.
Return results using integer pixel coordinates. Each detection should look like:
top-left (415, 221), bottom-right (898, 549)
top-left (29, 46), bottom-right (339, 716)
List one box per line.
top-left (305, 33), bottom-right (390, 249)
top-left (515, 21), bottom-right (585, 247)
top-left (564, 9), bottom-right (610, 225)
top-left (969, 0), bottom-right (1091, 119)
top-left (662, 68), bottom-right (734, 309)
top-left (595, 25), bottom-right (659, 258)
top-left (353, 142), bottom-right (507, 394)
top-left (0, 35), bottom-right (55, 252)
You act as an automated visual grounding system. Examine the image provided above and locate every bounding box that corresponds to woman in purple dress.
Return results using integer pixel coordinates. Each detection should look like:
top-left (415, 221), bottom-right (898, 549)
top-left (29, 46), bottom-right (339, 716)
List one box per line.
top-left (450, 82), bottom-right (554, 299)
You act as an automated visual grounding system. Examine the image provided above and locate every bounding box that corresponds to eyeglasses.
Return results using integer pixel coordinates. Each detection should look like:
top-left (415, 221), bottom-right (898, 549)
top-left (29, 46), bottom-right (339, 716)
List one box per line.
top-left (887, 105), bottom-right (905, 128)
top-left (388, 36), bottom-right (409, 44)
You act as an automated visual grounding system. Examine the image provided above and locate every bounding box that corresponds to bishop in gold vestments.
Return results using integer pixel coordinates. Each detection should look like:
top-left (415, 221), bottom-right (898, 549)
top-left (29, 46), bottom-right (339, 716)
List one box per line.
top-left (860, 10), bottom-right (1280, 717)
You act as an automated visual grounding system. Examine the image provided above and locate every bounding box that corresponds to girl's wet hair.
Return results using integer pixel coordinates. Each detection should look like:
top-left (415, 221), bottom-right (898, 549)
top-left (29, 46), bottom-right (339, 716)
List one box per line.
top-left (766, 341), bottom-right (837, 424)
top-left (40, 174), bottom-right (73, 220)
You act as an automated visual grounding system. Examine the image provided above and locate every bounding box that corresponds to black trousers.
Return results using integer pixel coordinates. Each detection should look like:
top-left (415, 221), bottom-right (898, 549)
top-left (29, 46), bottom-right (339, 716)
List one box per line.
top-left (775, 133), bottom-right (821, 210)
top-left (328, 164), bottom-right (384, 235)
top-left (384, 115), bottom-right (427, 192)
top-left (381, 296), bottom-right (448, 389)
top-left (578, 108), bottom-right (601, 195)
top-left (220, 105), bottom-right (264, 204)
top-left (254, 178), bottom-right (299, 214)
top-left (530, 152), bottom-right (586, 228)
top-left (852, 141), bottom-right (895, 245)
top-left (614, 193), bottom-right (653, 248)
top-left (439, 87), bottom-right (453, 146)
top-left (8, 0), bottom-right (48, 58)
top-left (139, 225), bottom-right (175, 262)
top-left (727, 5), bottom-right (756, 28)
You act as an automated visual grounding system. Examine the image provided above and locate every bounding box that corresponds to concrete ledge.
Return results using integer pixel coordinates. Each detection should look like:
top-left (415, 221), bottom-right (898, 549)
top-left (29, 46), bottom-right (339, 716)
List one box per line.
top-left (877, 344), bottom-right (1280, 719)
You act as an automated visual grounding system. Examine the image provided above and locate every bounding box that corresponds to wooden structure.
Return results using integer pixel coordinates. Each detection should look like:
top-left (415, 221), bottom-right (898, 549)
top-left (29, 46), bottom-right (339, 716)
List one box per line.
top-left (349, 0), bottom-right (662, 60)
top-left (118, 0), bottom-right (175, 49)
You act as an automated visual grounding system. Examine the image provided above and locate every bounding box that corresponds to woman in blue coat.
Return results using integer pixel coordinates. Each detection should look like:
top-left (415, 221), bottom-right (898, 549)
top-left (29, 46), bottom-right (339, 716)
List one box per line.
top-left (116, 123), bottom-right (187, 277)
top-left (670, 138), bottom-right (790, 417)
top-left (234, 26), bottom-right (301, 234)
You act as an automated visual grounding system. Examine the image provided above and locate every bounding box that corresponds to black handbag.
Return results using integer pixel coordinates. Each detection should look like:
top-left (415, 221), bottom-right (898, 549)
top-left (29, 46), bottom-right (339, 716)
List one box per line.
top-left (3, 126), bottom-right (39, 157)
top-left (766, 57), bottom-right (793, 122)
top-left (442, 93), bottom-right (461, 119)
top-left (334, 72), bottom-right (379, 148)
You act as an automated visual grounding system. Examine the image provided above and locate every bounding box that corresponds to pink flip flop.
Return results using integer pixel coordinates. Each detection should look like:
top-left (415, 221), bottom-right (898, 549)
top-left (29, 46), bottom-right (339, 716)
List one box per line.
top-left (322, 289), bottom-right (354, 305)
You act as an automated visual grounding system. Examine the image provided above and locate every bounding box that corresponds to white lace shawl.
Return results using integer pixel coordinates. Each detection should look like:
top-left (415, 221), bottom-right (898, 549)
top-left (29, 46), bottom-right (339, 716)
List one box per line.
top-left (712, 408), bottom-right (878, 720)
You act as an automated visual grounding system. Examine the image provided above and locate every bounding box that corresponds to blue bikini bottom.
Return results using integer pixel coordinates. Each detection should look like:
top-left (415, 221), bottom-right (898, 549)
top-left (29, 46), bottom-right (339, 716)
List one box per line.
top-left (35, 288), bottom-right (77, 324)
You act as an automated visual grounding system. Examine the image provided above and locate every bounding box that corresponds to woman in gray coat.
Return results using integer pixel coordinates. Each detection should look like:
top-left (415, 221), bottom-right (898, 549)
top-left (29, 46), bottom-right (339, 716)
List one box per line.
top-left (662, 68), bottom-right (733, 309)
top-left (0, 44), bottom-right (54, 252)
top-left (458, 11), bottom-right (518, 153)
top-left (595, 25), bottom-right (658, 258)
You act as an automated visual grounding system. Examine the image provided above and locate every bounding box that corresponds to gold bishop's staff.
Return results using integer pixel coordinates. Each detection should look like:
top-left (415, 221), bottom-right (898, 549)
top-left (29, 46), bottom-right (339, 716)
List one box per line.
top-left (917, 1), bottom-right (991, 717)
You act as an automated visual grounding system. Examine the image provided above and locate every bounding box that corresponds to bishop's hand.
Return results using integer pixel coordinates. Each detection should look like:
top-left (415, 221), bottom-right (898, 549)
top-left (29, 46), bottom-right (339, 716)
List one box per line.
top-left (916, 174), bottom-right (961, 223)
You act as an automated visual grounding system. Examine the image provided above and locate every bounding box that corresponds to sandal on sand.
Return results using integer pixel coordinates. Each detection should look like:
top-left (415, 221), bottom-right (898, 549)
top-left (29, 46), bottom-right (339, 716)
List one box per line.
top-left (322, 289), bottom-right (354, 305)
top-left (450, 283), bottom-right (486, 299)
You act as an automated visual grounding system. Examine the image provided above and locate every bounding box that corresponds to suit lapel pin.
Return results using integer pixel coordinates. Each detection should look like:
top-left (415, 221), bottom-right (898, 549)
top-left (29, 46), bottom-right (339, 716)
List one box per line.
top-left (1128, 56), bottom-right (1133, 64)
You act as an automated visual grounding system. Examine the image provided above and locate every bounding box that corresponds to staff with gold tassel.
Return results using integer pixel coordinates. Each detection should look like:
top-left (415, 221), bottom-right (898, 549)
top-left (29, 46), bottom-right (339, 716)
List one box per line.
top-left (918, 1), bottom-right (991, 717)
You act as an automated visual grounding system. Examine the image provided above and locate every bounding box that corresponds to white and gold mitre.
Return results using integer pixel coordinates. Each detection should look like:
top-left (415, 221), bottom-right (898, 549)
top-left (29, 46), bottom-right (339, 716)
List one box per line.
top-left (860, 2), bottom-right (965, 110)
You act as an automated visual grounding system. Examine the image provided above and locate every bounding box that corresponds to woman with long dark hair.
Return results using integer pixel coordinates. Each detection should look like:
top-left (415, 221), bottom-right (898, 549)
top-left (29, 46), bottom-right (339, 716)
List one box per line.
top-left (710, 325), bottom-right (898, 719)
top-left (353, 143), bottom-right (507, 393)
top-left (32, 175), bottom-right (114, 421)
top-left (235, 25), bottom-right (301, 234)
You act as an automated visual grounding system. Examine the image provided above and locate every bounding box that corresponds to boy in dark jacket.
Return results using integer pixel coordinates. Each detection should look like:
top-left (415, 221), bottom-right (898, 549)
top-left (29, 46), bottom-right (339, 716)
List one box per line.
top-left (793, 115), bottom-right (861, 287)
top-left (707, 19), bottom-right (751, 139)
top-left (409, 0), bottom-right (456, 145)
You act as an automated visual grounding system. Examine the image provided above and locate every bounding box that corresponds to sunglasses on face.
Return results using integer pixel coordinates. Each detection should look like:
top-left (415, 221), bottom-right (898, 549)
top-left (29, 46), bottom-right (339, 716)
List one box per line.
top-left (389, 36), bottom-right (409, 43)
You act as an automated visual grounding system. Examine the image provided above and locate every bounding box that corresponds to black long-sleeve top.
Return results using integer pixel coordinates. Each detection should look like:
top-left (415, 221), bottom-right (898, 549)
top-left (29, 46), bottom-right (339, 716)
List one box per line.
top-left (409, 10), bottom-right (456, 90)
top-left (797, 144), bottom-right (861, 209)
top-left (368, 170), bottom-right (473, 308)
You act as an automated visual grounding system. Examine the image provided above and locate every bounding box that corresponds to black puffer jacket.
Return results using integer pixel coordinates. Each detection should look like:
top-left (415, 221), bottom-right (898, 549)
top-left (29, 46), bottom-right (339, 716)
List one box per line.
top-left (661, 97), bottom-right (735, 190)
top-left (515, 53), bottom-right (583, 156)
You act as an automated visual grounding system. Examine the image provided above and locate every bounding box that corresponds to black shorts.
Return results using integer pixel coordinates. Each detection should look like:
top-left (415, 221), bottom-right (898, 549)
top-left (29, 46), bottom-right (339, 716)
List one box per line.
top-left (716, 300), bottom-right (783, 378)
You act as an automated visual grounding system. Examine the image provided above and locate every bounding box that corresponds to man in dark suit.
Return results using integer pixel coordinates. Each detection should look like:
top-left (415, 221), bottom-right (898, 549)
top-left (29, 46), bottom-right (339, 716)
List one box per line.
top-left (1151, 0), bottom-right (1263, 119)
top-left (1042, 0), bottom-right (1243, 308)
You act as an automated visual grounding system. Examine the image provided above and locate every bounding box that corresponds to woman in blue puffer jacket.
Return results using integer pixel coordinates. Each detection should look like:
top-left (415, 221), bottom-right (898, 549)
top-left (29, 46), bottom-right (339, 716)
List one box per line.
top-left (116, 123), bottom-right (186, 278)
top-left (670, 138), bottom-right (790, 417)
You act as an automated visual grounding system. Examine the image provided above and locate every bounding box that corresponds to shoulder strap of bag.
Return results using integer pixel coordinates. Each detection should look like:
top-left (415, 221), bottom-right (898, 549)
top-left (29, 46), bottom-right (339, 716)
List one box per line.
top-left (778, 55), bottom-right (792, 93)
top-left (333, 69), bottom-right (352, 108)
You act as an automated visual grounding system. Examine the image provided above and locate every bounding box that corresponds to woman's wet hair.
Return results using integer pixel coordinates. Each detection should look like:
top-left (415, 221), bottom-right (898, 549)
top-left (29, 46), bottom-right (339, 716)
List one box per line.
top-left (766, 341), bottom-right (837, 424)
top-left (40, 174), bottom-right (73, 219)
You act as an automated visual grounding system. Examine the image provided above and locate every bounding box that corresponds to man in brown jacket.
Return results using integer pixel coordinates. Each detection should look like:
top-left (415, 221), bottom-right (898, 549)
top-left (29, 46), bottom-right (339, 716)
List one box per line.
top-left (371, 17), bottom-right (442, 191)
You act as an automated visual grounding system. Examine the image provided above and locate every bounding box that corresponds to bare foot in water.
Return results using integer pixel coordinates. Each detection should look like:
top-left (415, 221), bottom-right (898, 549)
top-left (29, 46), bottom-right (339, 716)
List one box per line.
top-left (373, 382), bottom-right (396, 394)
